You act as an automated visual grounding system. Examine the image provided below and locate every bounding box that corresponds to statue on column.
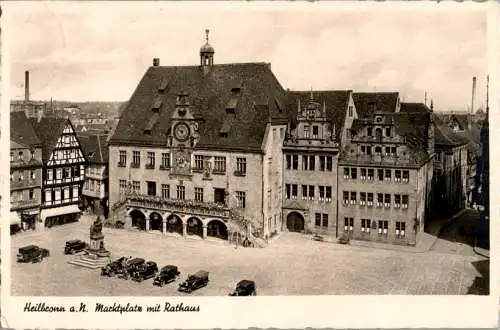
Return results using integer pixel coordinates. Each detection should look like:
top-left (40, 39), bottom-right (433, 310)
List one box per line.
top-left (88, 216), bottom-right (110, 258)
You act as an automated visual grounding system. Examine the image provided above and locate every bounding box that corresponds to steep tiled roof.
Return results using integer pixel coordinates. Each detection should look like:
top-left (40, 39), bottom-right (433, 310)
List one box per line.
top-left (78, 134), bottom-right (108, 164)
top-left (433, 121), bottom-right (469, 147)
top-left (10, 112), bottom-right (41, 147)
top-left (284, 91), bottom-right (351, 142)
top-left (352, 92), bottom-right (399, 117)
top-left (109, 63), bottom-right (288, 152)
top-left (29, 117), bottom-right (70, 162)
top-left (400, 102), bottom-right (431, 113)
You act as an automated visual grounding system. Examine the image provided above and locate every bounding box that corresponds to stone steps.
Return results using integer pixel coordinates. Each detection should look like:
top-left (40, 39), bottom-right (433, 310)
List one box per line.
top-left (67, 255), bottom-right (111, 269)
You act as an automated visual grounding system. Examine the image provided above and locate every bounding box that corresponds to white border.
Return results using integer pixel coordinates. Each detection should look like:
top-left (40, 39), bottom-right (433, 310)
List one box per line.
top-left (1, 1), bottom-right (499, 329)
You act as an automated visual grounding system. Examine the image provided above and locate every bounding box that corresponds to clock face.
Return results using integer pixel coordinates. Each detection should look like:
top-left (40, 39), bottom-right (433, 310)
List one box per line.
top-left (174, 122), bottom-right (190, 142)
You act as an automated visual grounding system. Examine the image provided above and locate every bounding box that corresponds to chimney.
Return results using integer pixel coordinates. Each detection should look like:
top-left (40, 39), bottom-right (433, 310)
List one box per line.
top-left (153, 58), bottom-right (160, 67)
top-left (470, 76), bottom-right (477, 130)
top-left (25, 70), bottom-right (30, 101)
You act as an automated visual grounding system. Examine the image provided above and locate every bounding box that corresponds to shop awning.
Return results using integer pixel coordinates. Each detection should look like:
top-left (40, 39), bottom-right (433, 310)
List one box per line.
top-left (10, 211), bottom-right (21, 225)
top-left (40, 205), bottom-right (81, 221)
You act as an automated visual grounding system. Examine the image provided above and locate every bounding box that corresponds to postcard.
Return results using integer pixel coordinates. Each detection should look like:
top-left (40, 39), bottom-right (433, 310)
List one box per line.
top-left (1, 1), bottom-right (498, 329)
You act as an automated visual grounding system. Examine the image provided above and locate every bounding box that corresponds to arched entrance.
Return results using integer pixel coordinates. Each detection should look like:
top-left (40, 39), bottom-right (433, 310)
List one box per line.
top-left (149, 212), bottom-right (163, 231)
top-left (187, 217), bottom-right (203, 238)
top-left (207, 220), bottom-right (228, 240)
top-left (166, 214), bottom-right (182, 235)
top-left (286, 212), bottom-right (305, 232)
top-left (130, 209), bottom-right (146, 230)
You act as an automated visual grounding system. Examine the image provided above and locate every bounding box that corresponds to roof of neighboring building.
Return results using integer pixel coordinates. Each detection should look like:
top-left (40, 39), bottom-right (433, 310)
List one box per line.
top-left (284, 90), bottom-right (351, 142)
top-left (109, 63), bottom-right (288, 152)
top-left (46, 110), bottom-right (69, 119)
top-left (29, 117), bottom-right (72, 162)
top-left (10, 112), bottom-right (41, 147)
top-left (78, 134), bottom-right (108, 164)
top-left (352, 92), bottom-right (399, 117)
top-left (399, 102), bottom-right (432, 113)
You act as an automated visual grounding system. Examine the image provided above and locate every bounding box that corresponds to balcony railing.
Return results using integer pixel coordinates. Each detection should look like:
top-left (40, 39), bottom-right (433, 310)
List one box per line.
top-left (125, 193), bottom-right (231, 219)
top-left (11, 199), bottom-right (40, 210)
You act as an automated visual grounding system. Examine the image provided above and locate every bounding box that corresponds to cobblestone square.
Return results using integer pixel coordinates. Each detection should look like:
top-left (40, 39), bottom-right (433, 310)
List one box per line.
top-left (11, 216), bottom-right (488, 296)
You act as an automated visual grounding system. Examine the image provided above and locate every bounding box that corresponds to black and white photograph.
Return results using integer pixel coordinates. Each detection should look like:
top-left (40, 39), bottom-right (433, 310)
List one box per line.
top-left (1, 1), bottom-right (497, 329)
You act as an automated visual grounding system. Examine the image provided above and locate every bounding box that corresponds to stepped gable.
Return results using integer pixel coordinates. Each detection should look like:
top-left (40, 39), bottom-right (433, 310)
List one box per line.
top-left (109, 62), bottom-right (288, 152)
top-left (10, 112), bottom-right (41, 147)
top-left (285, 90), bottom-right (351, 143)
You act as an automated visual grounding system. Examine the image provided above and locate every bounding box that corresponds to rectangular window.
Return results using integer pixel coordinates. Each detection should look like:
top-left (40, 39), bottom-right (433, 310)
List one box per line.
top-left (176, 185), bottom-right (185, 200)
top-left (350, 167), bottom-right (357, 180)
top-left (344, 217), bottom-right (354, 231)
top-left (236, 191), bottom-right (246, 208)
top-left (302, 155), bottom-right (308, 171)
top-left (391, 147), bottom-right (397, 156)
top-left (285, 184), bottom-right (291, 199)
top-left (132, 181), bottom-right (140, 194)
top-left (147, 152), bottom-right (155, 168)
top-left (195, 155), bottom-right (204, 170)
top-left (402, 170), bottom-right (410, 183)
top-left (309, 155), bottom-right (315, 171)
top-left (72, 185), bottom-right (79, 201)
top-left (360, 168), bottom-right (366, 180)
top-left (322, 214), bottom-right (328, 228)
top-left (325, 186), bottom-right (332, 202)
top-left (119, 180), bottom-right (127, 194)
top-left (85, 180), bottom-right (89, 190)
top-left (395, 194), bottom-right (401, 208)
top-left (304, 125), bottom-right (309, 139)
top-left (366, 146), bottom-right (372, 155)
top-left (396, 221), bottom-right (406, 237)
top-left (308, 185), bottom-right (314, 199)
top-left (54, 188), bottom-right (61, 201)
top-left (132, 151), bottom-right (140, 167)
top-left (18, 151), bottom-right (23, 160)
top-left (343, 167), bottom-right (350, 179)
top-left (195, 187), bottom-right (204, 202)
top-left (385, 146), bottom-right (391, 156)
top-left (367, 193), bottom-right (374, 206)
top-left (395, 170), bottom-right (402, 182)
top-left (291, 184), bottom-right (298, 199)
top-left (319, 156), bottom-right (325, 171)
top-left (286, 154), bottom-right (291, 169)
top-left (361, 146), bottom-right (366, 154)
top-left (360, 192), bottom-right (366, 205)
top-left (47, 169), bottom-right (53, 181)
top-left (236, 157), bottom-right (247, 174)
top-left (161, 153), bottom-right (171, 168)
top-left (319, 186), bottom-right (325, 201)
top-left (385, 127), bottom-right (391, 137)
top-left (367, 127), bottom-right (373, 136)
top-left (361, 219), bottom-right (371, 233)
top-left (377, 169), bottom-right (384, 181)
top-left (302, 185), bottom-right (308, 200)
top-left (377, 193), bottom-right (383, 207)
top-left (45, 190), bottom-right (52, 202)
top-left (161, 184), bottom-right (170, 199)
top-left (384, 194), bottom-right (391, 208)
top-left (312, 126), bottom-right (319, 138)
top-left (385, 169), bottom-right (391, 182)
top-left (292, 155), bottom-right (298, 170)
top-left (315, 213), bottom-right (321, 227)
top-left (326, 156), bottom-right (332, 171)
top-left (29, 189), bottom-right (34, 200)
top-left (147, 181), bottom-right (156, 196)
top-left (348, 105), bottom-right (353, 117)
top-left (402, 195), bottom-right (409, 209)
top-left (214, 156), bottom-right (226, 173)
top-left (10, 151), bottom-right (13, 162)
top-left (56, 168), bottom-right (62, 180)
top-left (30, 170), bottom-right (36, 180)
top-left (120, 149), bottom-right (129, 165)
top-left (367, 168), bottom-right (374, 180)
top-left (378, 220), bottom-right (388, 235)
top-left (350, 191), bottom-right (357, 205)
top-left (343, 191), bottom-right (349, 205)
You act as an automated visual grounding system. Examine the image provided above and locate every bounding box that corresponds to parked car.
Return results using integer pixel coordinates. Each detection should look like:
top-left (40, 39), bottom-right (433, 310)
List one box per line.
top-left (178, 270), bottom-right (209, 293)
top-left (64, 239), bottom-right (88, 255)
top-left (131, 261), bottom-right (159, 282)
top-left (16, 245), bottom-right (50, 263)
top-left (153, 265), bottom-right (180, 287)
top-left (101, 256), bottom-right (129, 277)
top-left (118, 258), bottom-right (145, 280)
top-left (229, 280), bottom-right (257, 296)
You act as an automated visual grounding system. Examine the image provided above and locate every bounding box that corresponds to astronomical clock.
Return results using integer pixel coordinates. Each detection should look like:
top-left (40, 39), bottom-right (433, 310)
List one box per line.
top-left (169, 92), bottom-right (199, 178)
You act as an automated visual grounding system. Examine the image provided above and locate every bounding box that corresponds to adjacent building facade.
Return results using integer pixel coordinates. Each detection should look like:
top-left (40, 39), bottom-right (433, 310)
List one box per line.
top-left (10, 112), bottom-right (43, 232)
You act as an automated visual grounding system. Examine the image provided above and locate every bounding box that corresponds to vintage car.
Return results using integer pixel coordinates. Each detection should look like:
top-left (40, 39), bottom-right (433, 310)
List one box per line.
top-left (101, 256), bottom-right (129, 277)
top-left (178, 270), bottom-right (209, 293)
top-left (153, 265), bottom-right (180, 287)
top-left (131, 261), bottom-right (159, 282)
top-left (64, 239), bottom-right (88, 255)
top-left (118, 258), bottom-right (145, 280)
top-left (16, 245), bottom-right (50, 263)
top-left (229, 280), bottom-right (257, 296)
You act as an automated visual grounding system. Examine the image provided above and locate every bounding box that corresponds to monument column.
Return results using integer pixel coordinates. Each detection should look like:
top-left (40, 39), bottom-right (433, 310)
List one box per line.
top-left (162, 219), bottom-right (167, 236)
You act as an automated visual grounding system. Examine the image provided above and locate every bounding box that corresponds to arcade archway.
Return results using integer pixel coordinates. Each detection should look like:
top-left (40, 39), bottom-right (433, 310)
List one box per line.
top-left (149, 212), bottom-right (163, 231)
top-left (130, 209), bottom-right (146, 230)
top-left (187, 217), bottom-right (203, 238)
top-left (166, 214), bottom-right (182, 235)
top-left (286, 212), bottom-right (305, 232)
top-left (207, 219), bottom-right (228, 240)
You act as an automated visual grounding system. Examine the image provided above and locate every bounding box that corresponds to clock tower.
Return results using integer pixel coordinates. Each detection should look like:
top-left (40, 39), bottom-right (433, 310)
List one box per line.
top-left (169, 91), bottom-right (199, 178)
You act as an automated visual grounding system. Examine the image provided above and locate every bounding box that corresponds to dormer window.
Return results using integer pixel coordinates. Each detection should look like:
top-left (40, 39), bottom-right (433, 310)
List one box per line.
top-left (151, 97), bottom-right (162, 113)
top-left (158, 78), bottom-right (169, 93)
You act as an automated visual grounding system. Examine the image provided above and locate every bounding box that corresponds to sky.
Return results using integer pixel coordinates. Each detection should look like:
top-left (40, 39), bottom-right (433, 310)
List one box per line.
top-left (7, 2), bottom-right (489, 111)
